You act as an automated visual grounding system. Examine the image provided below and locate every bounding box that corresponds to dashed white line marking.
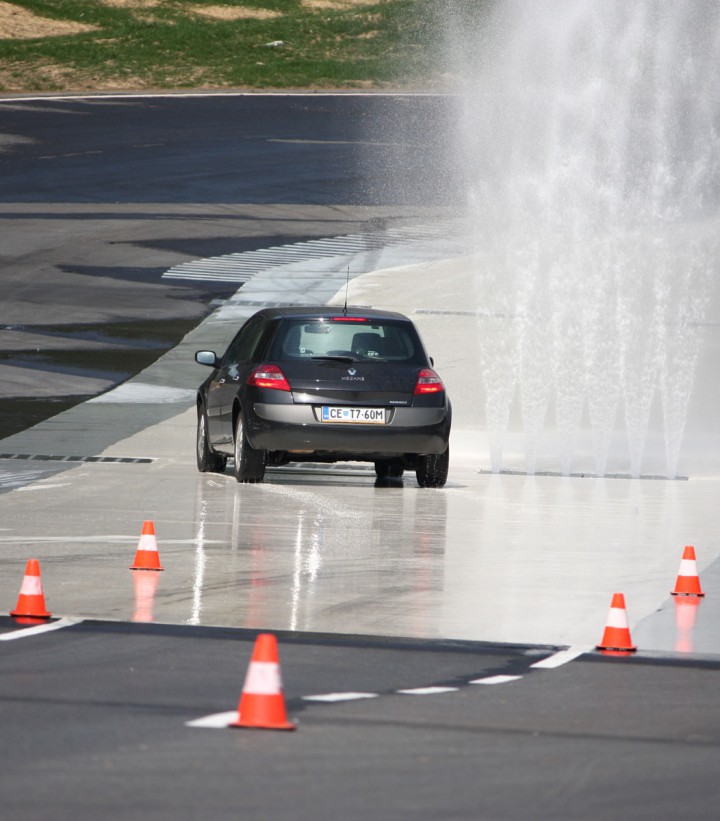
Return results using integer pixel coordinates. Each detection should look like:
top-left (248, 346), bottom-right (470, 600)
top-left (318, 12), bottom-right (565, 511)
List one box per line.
top-left (530, 646), bottom-right (591, 669)
top-left (302, 692), bottom-right (379, 703)
top-left (0, 617), bottom-right (83, 641)
top-left (185, 711), bottom-right (238, 729)
top-left (469, 675), bottom-right (523, 686)
top-left (397, 686), bottom-right (459, 696)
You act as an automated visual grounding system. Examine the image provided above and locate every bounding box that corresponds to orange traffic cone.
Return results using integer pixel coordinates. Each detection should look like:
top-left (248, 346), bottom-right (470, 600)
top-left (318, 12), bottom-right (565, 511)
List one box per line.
top-left (671, 545), bottom-right (704, 597)
top-left (10, 559), bottom-right (52, 619)
top-left (129, 520), bottom-right (164, 571)
top-left (231, 634), bottom-right (296, 731)
top-left (596, 592), bottom-right (637, 652)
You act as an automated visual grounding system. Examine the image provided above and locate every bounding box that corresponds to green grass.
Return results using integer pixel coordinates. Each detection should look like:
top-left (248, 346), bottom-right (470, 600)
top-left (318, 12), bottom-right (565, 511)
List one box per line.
top-left (0, 0), bottom-right (448, 92)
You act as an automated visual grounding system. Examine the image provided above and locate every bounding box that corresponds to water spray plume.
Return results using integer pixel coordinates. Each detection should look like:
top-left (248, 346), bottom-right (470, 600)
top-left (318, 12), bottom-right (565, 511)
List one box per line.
top-left (446, 0), bottom-right (720, 478)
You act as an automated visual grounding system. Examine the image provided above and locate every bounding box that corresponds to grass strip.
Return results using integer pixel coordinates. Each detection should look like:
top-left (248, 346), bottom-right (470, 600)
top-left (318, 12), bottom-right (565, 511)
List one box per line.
top-left (0, 0), bottom-right (448, 92)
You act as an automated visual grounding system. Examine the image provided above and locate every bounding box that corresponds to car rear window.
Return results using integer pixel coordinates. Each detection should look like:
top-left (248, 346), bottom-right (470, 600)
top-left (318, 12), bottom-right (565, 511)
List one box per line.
top-left (269, 318), bottom-right (426, 364)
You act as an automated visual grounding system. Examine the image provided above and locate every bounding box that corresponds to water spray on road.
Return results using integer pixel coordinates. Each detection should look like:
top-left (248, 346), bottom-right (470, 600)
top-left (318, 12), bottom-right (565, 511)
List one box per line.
top-left (445, 0), bottom-right (720, 478)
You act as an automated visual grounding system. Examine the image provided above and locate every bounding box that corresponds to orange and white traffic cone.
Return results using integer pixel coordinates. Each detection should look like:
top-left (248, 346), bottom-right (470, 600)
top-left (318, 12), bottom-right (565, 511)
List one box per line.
top-left (129, 520), bottom-right (164, 571)
top-left (10, 559), bottom-right (52, 619)
top-left (671, 545), bottom-right (704, 597)
top-left (231, 634), bottom-right (296, 731)
top-left (596, 592), bottom-right (636, 652)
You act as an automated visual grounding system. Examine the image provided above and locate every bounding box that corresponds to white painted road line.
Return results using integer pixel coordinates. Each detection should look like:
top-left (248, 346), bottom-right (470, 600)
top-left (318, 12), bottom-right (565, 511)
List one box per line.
top-left (16, 483), bottom-right (72, 492)
top-left (1, 91), bottom-right (445, 104)
top-left (303, 692), bottom-right (379, 703)
top-left (187, 699), bottom-right (381, 730)
top-left (185, 711), bottom-right (238, 729)
top-left (469, 675), bottom-right (523, 686)
top-left (530, 646), bottom-right (591, 670)
top-left (186, 648), bottom-right (589, 728)
top-left (397, 686), bottom-right (459, 696)
top-left (0, 617), bottom-right (83, 641)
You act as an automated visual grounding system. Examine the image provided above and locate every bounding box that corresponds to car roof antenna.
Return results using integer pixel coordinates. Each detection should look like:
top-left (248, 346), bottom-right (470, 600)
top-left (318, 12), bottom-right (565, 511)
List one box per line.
top-left (343, 265), bottom-right (350, 315)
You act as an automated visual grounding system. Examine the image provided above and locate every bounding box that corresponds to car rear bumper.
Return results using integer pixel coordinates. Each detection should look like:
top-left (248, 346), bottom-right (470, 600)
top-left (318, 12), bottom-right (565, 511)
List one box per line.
top-left (249, 402), bottom-right (450, 455)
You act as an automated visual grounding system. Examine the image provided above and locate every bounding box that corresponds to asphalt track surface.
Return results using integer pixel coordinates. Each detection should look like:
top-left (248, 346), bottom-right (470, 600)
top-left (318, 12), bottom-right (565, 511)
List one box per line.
top-left (1, 93), bottom-right (719, 819)
top-left (2, 617), bottom-right (720, 821)
top-left (0, 92), bottom-right (457, 436)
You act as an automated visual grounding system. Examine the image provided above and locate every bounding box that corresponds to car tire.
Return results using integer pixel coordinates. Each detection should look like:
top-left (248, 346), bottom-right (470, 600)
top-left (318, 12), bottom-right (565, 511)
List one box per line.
top-left (374, 460), bottom-right (404, 479)
top-left (197, 406), bottom-right (227, 473)
top-left (416, 446), bottom-right (449, 488)
top-left (233, 412), bottom-right (265, 483)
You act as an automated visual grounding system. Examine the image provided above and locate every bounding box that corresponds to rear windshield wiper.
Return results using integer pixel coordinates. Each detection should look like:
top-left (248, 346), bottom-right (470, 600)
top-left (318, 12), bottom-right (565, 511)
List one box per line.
top-left (311, 355), bottom-right (357, 363)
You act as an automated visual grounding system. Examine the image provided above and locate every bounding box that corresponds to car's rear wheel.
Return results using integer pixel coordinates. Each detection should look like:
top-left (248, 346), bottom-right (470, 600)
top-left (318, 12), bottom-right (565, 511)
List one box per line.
top-left (416, 447), bottom-right (449, 488)
top-left (374, 460), bottom-right (404, 479)
top-left (197, 407), bottom-right (227, 473)
top-left (233, 412), bottom-right (265, 483)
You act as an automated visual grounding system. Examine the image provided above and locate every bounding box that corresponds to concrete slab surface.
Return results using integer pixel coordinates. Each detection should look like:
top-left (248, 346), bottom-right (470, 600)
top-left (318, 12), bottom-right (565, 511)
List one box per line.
top-left (1, 253), bottom-right (718, 656)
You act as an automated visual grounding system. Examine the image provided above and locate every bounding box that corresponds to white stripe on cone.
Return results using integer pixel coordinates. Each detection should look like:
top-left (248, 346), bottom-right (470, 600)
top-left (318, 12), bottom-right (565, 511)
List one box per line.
top-left (677, 559), bottom-right (699, 577)
top-left (19, 576), bottom-right (43, 596)
top-left (242, 661), bottom-right (282, 695)
top-left (606, 607), bottom-right (630, 628)
top-left (138, 535), bottom-right (159, 552)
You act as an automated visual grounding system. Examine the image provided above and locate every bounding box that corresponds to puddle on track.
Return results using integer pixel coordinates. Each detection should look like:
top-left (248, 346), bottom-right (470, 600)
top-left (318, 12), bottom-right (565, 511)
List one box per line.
top-left (0, 317), bottom-right (205, 439)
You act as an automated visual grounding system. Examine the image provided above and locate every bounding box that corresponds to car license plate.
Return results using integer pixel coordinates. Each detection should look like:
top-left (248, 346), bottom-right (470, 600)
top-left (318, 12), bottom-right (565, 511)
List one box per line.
top-left (321, 406), bottom-right (386, 424)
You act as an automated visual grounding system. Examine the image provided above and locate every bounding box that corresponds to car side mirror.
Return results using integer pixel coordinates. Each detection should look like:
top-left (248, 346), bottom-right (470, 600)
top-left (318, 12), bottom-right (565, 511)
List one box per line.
top-left (429, 356), bottom-right (434, 366)
top-left (195, 350), bottom-right (219, 367)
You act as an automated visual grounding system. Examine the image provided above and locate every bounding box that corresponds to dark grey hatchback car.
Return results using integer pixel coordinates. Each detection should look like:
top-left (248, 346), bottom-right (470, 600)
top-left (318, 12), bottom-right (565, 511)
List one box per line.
top-left (194, 306), bottom-right (451, 486)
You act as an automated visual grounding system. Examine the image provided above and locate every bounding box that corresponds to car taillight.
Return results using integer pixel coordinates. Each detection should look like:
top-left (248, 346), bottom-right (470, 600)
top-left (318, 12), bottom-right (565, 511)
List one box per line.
top-left (247, 364), bottom-right (291, 391)
top-left (414, 368), bottom-right (444, 395)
